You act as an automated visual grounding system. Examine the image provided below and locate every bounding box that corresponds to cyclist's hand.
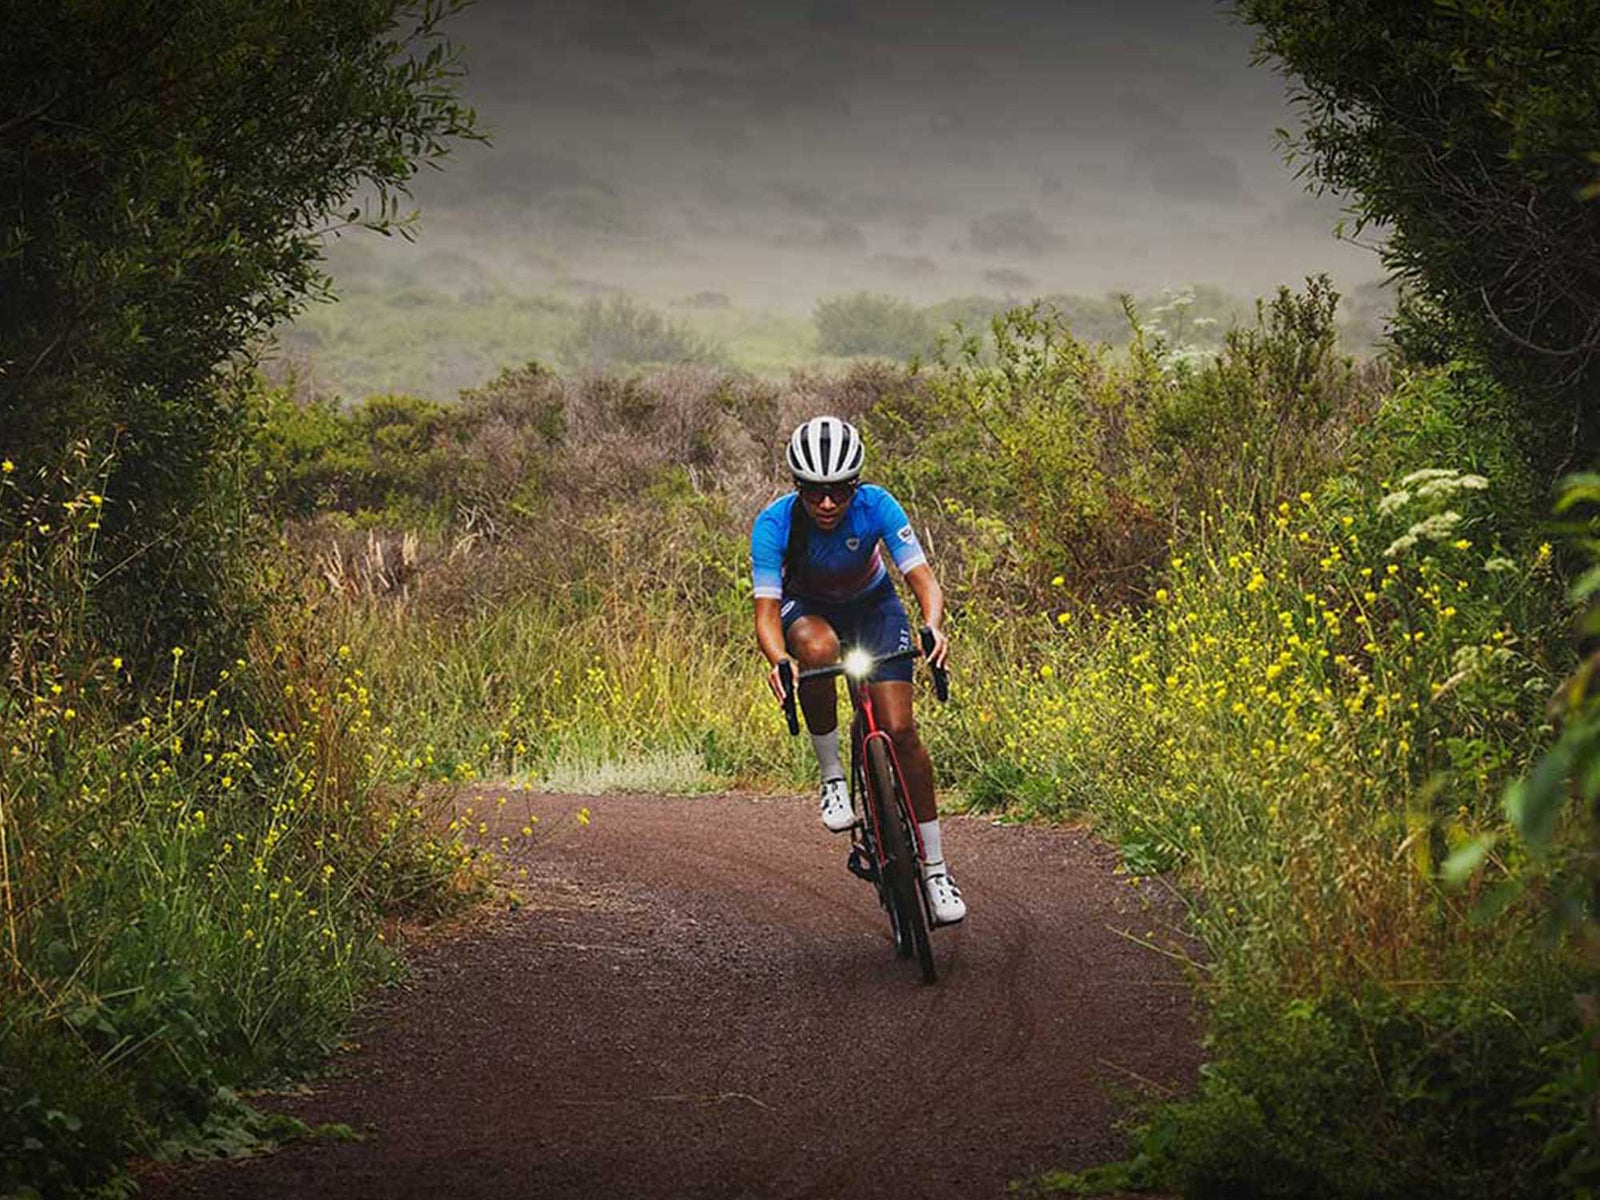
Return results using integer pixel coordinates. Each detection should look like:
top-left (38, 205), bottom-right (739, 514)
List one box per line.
top-left (924, 624), bottom-right (950, 669)
top-left (768, 658), bottom-right (795, 705)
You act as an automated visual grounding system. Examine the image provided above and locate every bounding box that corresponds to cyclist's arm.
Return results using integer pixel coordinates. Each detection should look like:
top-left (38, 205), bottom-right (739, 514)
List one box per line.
top-left (903, 563), bottom-right (949, 668)
top-left (755, 596), bottom-right (790, 702)
top-left (751, 501), bottom-right (792, 701)
top-left (755, 596), bottom-right (787, 665)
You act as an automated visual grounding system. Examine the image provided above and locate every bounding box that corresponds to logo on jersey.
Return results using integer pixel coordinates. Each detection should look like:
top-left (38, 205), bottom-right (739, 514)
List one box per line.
top-left (846, 537), bottom-right (860, 551)
top-left (896, 525), bottom-right (915, 544)
top-left (780, 600), bottom-right (797, 618)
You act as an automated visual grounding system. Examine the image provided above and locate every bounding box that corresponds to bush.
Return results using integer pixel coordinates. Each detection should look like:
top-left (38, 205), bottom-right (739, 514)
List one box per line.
top-left (0, 0), bottom-right (478, 666)
top-left (1153, 275), bottom-right (1375, 520)
top-left (1096, 986), bottom-right (1570, 1200)
top-left (813, 293), bottom-right (933, 360)
top-left (560, 297), bottom-right (720, 369)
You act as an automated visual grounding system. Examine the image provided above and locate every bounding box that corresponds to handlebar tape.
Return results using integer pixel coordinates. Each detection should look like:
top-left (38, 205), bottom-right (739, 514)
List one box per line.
top-left (919, 627), bottom-right (950, 703)
top-left (778, 660), bottom-right (800, 735)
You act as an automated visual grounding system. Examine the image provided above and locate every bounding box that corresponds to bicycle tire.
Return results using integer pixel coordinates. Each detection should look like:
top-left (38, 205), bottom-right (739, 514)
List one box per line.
top-left (865, 738), bottom-right (936, 984)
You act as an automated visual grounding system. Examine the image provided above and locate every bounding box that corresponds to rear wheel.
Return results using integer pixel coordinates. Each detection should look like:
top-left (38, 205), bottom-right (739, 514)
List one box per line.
top-left (865, 738), bottom-right (936, 984)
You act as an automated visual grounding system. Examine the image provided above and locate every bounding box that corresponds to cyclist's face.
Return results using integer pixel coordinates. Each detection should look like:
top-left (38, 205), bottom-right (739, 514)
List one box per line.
top-left (798, 480), bottom-right (856, 529)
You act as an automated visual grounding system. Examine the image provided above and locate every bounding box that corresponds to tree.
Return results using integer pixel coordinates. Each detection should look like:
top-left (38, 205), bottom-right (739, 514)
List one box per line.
top-left (0, 0), bottom-right (479, 656)
top-left (1236, 0), bottom-right (1600, 456)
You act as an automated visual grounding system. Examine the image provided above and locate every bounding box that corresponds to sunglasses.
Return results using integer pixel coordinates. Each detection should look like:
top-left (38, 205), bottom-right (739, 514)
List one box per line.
top-left (798, 480), bottom-right (859, 503)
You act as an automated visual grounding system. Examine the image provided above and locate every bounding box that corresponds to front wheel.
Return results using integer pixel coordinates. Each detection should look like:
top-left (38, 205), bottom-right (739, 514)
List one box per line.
top-left (865, 738), bottom-right (936, 984)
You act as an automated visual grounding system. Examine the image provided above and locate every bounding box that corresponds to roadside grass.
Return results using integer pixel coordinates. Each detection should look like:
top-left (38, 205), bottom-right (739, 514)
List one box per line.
top-left (531, 750), bottom-right (727, 795)
top-left (330, 591), bottom-right (809, 793)
top-left (0, 457), bottom-right (482, 1196)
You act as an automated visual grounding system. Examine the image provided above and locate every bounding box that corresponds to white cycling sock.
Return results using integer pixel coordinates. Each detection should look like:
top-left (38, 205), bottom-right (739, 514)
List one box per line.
top-left (811, 728), bottom-right (843, 782)
top-left (918, 820), bottom-right (943, 869)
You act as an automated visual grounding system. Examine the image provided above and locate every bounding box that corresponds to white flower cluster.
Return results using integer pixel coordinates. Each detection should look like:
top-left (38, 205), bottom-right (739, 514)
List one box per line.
top-left (1378, 469), bottom-right (1490, 517)
top-left (1385, 510), bottom-right (1462, 558)
top-left (1377, 490), bottom-right (1413, 516)
top-left (1378, 468), bottom-right (1489, 557)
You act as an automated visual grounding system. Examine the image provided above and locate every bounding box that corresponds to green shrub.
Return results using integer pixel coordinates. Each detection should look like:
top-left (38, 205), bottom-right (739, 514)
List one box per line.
top-left (1153, 275), bottom-right (1370, 519)
top-left (1359, 361), bottom-right (1542, 543)
top-left (560, 297), bottom-right (720, 369)
top-left (813, 292), bottom-right (933, 360)
top-left (1091, 985), bottom-right (1570, 1200)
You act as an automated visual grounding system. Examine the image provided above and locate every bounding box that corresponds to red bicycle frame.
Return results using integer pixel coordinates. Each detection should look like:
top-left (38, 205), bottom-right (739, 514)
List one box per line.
top-left (846, 675), bottom-right (926, 865)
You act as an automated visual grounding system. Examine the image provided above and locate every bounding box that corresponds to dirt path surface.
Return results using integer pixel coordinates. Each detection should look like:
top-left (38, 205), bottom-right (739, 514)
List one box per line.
top-left (146, 790), bottom-right (1201, 1200)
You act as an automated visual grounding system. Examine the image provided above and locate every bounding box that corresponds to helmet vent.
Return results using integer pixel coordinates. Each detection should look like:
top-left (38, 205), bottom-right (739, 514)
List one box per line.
top-left (787, 416), bottom-right (862, 484)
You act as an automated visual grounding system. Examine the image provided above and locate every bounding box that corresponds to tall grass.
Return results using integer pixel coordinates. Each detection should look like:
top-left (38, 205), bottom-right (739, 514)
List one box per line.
top-left (955, 473), bottom-right (1558, 987)
top-left (0, 448), bottom-right (479, 1195)
top-left (333, 576), bottom-right (808, 790)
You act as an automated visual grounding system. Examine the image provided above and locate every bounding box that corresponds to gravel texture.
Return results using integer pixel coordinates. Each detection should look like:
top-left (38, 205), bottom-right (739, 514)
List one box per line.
top-left (144, 790), bottom-right (1201, 1200)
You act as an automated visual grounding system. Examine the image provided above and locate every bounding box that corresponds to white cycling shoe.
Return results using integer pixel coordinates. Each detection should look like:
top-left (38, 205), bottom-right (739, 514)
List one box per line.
top-left (921, 862), bottom-right (967, 925)
top-left (819, 777), bottom-right (857, 832)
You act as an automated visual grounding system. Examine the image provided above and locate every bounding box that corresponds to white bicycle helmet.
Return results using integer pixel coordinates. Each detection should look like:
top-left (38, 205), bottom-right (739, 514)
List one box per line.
top-left (786, 415), bottom-right (864, 483)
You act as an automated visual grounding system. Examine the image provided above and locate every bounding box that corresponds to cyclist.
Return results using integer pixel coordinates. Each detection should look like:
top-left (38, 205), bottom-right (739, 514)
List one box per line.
top-left (750, 415), bottom-right (966, 926)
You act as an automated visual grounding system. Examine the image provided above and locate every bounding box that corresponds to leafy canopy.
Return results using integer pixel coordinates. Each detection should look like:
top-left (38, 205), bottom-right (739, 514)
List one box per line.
top-left (0, 0), bottom-right (480, 659)
top-left (0, 0), bottom-right (481, 447)
top-left (1236, 0), bottom-right (1600, 451)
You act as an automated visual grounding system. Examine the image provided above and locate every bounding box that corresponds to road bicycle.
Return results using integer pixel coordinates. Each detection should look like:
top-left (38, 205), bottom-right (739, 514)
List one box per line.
top-left (779, 627), bottom-right (950, 984)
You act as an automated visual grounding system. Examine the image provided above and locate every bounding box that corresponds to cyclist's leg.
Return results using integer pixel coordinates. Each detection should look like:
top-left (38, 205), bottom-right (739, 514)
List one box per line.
top-left (873, 680), bottom-right (964, 923)
top-left (850, 582), bottom-right (935, 823)
top-left (786, 612), bottom-right (854, 829)
top-left (870, 682), bottom-right (936, 823)
top-left (784, 614), bottom-right (840, 734)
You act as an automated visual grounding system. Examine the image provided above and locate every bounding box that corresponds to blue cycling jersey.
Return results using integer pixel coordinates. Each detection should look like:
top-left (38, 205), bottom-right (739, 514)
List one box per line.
top-left (750, 484), bottom-right (927, 605)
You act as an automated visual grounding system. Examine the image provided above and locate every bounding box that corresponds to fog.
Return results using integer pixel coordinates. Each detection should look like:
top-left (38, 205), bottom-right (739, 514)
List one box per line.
top-left (348, 0), bottom-right (1379, 310)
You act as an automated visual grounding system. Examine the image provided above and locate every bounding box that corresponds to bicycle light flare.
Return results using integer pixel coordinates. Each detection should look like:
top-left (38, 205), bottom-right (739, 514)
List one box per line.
top-left (750, 415), bottom-right (966, 960)
top-left (842, 648), bottom-right (874, 680)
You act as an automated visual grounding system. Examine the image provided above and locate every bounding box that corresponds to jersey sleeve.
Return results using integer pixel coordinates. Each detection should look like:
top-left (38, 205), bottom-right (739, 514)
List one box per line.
top-left (875, 490), bottom-right (927, 575)
top-left (750, 501), bottom-right (788, 600)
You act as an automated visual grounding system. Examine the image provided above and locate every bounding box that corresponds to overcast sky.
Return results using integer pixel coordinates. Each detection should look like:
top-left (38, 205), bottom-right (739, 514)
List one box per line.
top-left (366, 0), bottom-right (1381, 308)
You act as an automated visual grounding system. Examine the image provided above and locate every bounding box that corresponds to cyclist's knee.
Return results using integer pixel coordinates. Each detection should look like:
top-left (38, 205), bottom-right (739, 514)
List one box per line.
top-left (884, 716), bottom-right (920, 753)
top-left (788, 621), bottom-right (839, 667)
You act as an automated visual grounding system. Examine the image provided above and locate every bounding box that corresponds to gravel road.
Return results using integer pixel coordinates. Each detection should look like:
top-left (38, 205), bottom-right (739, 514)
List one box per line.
top-left (145, 789), bottom-right (1201, 1200)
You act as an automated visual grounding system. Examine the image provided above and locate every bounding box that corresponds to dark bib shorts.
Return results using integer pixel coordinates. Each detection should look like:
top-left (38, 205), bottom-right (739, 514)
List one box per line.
top-left (779, 576), bottom-right (915, 683)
